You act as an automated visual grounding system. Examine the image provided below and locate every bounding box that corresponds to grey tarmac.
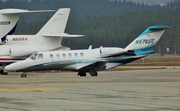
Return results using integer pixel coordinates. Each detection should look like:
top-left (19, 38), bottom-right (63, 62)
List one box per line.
top-left (0, 68), bottom-right (180, 111)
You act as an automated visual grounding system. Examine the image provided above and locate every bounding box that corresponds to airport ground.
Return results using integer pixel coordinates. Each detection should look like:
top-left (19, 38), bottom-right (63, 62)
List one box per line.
top-left (0, 57), bottom-right (180, 111)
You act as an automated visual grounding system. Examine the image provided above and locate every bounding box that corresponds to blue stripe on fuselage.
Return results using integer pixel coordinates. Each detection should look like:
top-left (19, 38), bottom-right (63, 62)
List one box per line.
top-left (16, 60), bottom-right (85, 71)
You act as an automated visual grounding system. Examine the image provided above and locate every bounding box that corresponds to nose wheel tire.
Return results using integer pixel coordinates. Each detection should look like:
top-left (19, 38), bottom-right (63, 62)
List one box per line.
top-left (21, 72), bottom-right (27, 78)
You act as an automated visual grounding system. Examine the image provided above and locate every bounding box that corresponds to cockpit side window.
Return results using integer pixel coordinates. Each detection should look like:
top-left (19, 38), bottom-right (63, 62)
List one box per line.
top-left (29, 53), bottom-right (38, 60)
top-left (37, 53), bottom-right (43, 59)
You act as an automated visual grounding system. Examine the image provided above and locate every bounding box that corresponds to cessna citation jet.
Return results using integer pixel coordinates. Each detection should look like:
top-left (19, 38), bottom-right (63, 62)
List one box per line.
top-left (5, 25), bottom-right (171, 78)
top-left (0, 8), bottom-right (54, 44)
top-left (0, 8), bottom-right (83, 75)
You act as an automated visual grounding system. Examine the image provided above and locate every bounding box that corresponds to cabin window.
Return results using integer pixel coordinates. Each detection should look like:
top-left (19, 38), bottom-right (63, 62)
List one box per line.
top-left (37, 53), bottom-right (43, 59)
top-left (50, 54), bottom-right (53, 58)
top-left (80, 53), bottom-right (84, 57)
top-left (62, 53), bottom-right (66, 58)
top-left (74, 53), bottom-right (78, 57)
top-left (56, 54), bottom-right (60, 58)
top-left (68, 53), bottom-right (72, 57)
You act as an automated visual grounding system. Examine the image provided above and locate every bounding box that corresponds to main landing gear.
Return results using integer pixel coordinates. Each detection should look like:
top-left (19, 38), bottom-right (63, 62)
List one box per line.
top-left (21, 72), bottom-right (28, 78)
top-left (0, 63), bottom-right (8, 75)
top-left (89, 69), bottom-right (98, 76)
top-left (78, 72), bottom-right (86, 77)
top-left (0, 69), bottom-right (8, 75)
top-left (77, 69), bottom-right (98, 77)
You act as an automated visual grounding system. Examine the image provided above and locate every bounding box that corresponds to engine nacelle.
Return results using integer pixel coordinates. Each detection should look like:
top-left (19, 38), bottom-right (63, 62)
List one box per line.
top-left (100, 47), bottom-right (127, 56)
top-left (10, 48), bottom-right (35, 57)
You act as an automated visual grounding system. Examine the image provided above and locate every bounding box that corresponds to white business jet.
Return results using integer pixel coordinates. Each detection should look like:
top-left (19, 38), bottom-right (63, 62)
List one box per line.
top-left (5, 25), bottom-right (170, 78)
top-left (0, 8), bottom-right (83, 75)
top-left (0, 8), bottom-right (54, 44)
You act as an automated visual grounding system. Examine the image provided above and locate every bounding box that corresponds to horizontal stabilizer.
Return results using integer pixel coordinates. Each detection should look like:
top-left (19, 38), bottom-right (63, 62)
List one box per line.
top-left (148, 25), bottom-right (168, 30)
top-left (43, 33), bottom-right (84, 38)
top-left (149, 25), bottom-right (176, 31)
top-left (0, 9), bottom-right (55, 15)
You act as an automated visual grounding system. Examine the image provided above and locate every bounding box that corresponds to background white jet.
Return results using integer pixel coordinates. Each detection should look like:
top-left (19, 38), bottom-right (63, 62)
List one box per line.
top-left (0, 8), bottom-right (83, 75)
top-left (5, 25), bottom-right (170, 78)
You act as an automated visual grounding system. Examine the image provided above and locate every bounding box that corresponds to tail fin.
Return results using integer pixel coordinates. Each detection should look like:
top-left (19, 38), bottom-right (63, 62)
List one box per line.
top-left (36, 8), bottom-right (70, 36)
top-left (125, 25), bottom-right (168, 55)
top-left (0, 9), bottom-right (19, 43)
top-left (0, 9), bottom-right (54, 44)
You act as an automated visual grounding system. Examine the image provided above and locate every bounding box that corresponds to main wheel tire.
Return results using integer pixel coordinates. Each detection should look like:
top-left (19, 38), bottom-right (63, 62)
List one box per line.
top-left (1, 70), bottom-right (8, 75)
top-left (78, 72), bottom-right (86, 77)
top-left (89, 70), bottom-right (98, 76)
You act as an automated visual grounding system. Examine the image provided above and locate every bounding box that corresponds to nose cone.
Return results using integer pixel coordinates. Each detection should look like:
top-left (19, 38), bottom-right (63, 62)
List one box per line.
top-left (5, 62), bottom-right (21, 71)
top-left (5, 65), bottom-right (13, 71)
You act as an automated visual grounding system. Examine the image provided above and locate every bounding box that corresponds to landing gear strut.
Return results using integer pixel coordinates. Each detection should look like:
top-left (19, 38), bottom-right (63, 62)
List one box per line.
top-left (21, 72), bottom-right (28, 78)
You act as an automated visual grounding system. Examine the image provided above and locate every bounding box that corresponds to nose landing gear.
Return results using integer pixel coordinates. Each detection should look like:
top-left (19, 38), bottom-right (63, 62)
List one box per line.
top-left (21, 72), bottom-right (28, 78)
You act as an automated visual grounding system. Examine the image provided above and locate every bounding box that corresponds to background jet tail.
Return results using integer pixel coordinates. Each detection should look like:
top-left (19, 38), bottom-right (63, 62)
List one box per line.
top-left (125, 25), bottom-right (169, 55)
top-left (0, 9), bottom-right (54, 44)
top-left (36, 8), bottom-right (70, 36)
top-left (35, 8), bottom-right (84, 50)
top-left (0, 11), bottom-right (19, 44)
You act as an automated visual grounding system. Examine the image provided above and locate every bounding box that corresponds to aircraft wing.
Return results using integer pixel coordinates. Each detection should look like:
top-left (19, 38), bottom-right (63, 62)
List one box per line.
top-left (1, 9), bottom-right (55, 15)
top-left (43, 33), bottom-right (84, 38)
top-left (74, 61), bottom-right (106, 71)
top-left (74, 50), bottom-right (133, 71)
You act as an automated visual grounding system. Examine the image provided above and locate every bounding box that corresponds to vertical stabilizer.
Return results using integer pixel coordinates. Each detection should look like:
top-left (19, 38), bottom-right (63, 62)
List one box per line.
top-left (36, 8), bottom-right (70, 36)
top-left (125, 25), bottom-right (168, 55)
top-left (125, 25), bottom-right (168, 50)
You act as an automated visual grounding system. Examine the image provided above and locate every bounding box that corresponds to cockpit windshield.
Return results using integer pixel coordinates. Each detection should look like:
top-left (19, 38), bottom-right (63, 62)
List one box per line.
top-left (29, 53), bottom-right (38, 60)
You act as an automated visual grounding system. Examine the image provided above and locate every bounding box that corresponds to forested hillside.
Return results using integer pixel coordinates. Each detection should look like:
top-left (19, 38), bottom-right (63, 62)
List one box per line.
top-left (0, 0), bottom-right (180, 50)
